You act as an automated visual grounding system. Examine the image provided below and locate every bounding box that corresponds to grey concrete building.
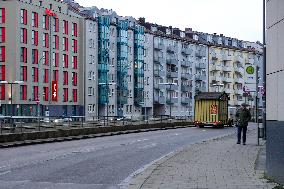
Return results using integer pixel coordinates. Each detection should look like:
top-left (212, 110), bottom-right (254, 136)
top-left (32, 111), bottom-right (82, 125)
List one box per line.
top-left (266, 0), bottom-right (284, 184)
top-left (0, 0), bottom-right (82, 117)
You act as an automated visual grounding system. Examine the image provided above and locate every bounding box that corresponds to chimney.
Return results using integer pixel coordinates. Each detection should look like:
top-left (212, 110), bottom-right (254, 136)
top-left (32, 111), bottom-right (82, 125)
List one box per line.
top-left (220, 34), bottom-right (224, 37)
top-left (138, 17), bottom-right (145, 23)
top-left (173, 28), bottom-right (180, 36)
top-left (185, 28), bottom-right (192, 33)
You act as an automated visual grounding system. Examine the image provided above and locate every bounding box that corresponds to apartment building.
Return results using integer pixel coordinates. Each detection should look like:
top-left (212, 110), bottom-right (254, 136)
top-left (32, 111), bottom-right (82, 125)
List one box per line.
top-left (140, 19), bottom-right (208, 118)
top-left (266, 0), bottom-right (284, 184)
top-left (0, 0), bottom-right (82, 117)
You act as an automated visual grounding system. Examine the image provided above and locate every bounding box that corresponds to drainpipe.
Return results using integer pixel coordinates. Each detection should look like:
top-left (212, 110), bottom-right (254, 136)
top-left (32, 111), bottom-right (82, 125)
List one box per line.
top-left (262, 0), bottom-right (266, 140)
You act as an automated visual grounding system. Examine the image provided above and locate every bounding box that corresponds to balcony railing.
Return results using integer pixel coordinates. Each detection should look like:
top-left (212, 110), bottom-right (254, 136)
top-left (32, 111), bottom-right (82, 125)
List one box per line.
top-left (211, 52), bottom-right (218, 60)
top-left (181, 97), bottom-right (190, 104)
top-left (222, 77), bottom-right (233, 83)
top-left (154, 83), bottom-right (166, 90)
top-left (211, 64), bottom-right (222, 71)
top-left (154, 70), bottom-right (166, 77)
top-left (154, 56), bottom-right (165, 64)
top-left (195, 50), bottom-right (206, 57)
top-left (166, 58), bottom-right (178, 65)
top-left (167, 71), bottom-right (178, 78)
top-left (234, 77), bottom-right (244, 83)
top-left (211, 76), bottom-right (222, 82)
top-left (223, 66), bottom-right (231, 72)
top-left (167, 45), bottom-right (178, 53)
top-left (154, 43), bottom-right (164, 50)
top-left (181, 48), bottom-right (193, 55)
top-left (195, 75), bottom-right (207, 81)
top-left (166, 97), bottom-right (178, 104)
top-left (196, 63), bottom-right (206, 69)
top-left (234, 66), bottom-right (244, 73)
top-left (234, 89), bottom-right (244, 95)
top-left (154, 96), bottom-right (166, 104)
top-left (181, 85), bottom-right (192, 92)
top-left (180, 61), bottom-right (192, 67)
top-left (165, 84), bottom-right (178, 91)
top-left (222, 54), bottom-right (233, 61)
top-left (224, 89), bottom-right (233, 94)
top-left (181, 73), bottom-right (192, 80)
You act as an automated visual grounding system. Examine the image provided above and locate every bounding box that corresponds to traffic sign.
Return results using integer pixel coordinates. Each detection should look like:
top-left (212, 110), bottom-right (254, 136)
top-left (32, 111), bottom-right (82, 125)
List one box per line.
top-left (246, 66), bottom-right (255, 75)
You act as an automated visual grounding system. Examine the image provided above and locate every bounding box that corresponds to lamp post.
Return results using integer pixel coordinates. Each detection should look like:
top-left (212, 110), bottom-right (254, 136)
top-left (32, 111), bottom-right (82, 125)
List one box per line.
top-left (159, 82), bottom-right (177, 119)
top-left (98, 82), bottom-right (116, 126)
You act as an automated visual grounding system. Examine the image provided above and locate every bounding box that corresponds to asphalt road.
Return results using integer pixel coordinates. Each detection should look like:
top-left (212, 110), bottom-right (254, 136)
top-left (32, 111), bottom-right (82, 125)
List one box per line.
top-left (0, 125), bottom-right (244, 189)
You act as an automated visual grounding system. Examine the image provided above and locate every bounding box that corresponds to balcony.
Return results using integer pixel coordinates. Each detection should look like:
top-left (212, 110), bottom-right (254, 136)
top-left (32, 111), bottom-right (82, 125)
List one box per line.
top-left (154, 96), bottom-right (166, 104)
top-left (181, 85), bottom-right (192, 92)
top-left (154, 43), bottom-right (164, 50)
top-left (196, 63), bottom-right (206, 69)
top-left (167, 71), bottom-right (178, 78)
top-left (154, 56), bottom-right (165, 64)
top-left (166, 97), bottom-right (178, 104)
top-left (222, 54), bottom-right (233, 61)
top-left (234, 89), bottom-right (244, 95)
top-left (166, 58), bottom-right (178, 66)
top-left (196, 86), bottom-right (207, 92)
top-left (234, 66), bottom-right (244, 73)
top-left (180, 61), bottom-right (192, 67)
top-left (166, 84), bottom-right (178, 91)
top-left (211, 76), bottom-right (222, 82)
top-left (154, 83), bottom-right (166, 90)
top-left (195, 50), bottom-right (206, 58)
top-left (222, 77), bottom-right (234, 83)
top-left (211, 64), bottom-right (222, 71)
top-left (224, 89), bottom-right (233, 94)
top-left (211, 52), bottom-right (218, 60)
top-left (235, 56), bottom-right (243, 63)
top-left (181, 73), bottom-right (192, 80)
top-left (223, 66), bottom-right (232, 72)
top-left (154, 70), bottom-right (166, 77)
top-left (234, 77), bottom-right (244, 83)
top-left (181, 97), bottom-right (190, 104)
top-left (181, 48), bottom-right (193, 55)
top-left (167, 45), bottom-right (177, 53)
top-left (195, 75), bottom-right (207, 81)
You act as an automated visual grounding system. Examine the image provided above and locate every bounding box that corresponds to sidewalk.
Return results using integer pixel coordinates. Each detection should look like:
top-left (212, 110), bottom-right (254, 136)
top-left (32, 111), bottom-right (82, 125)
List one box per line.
top-left (128, 129), bottom-right (277, 189)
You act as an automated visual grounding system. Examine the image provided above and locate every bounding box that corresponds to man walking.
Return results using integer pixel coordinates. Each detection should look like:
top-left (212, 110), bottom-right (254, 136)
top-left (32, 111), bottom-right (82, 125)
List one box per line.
top-left (236, 103), bottom-right (251, 145)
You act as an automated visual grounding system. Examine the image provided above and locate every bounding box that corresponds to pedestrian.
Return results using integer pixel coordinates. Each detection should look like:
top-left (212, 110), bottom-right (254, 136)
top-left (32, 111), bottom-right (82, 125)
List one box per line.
top-left (236, 103), bottom-right (251, 145)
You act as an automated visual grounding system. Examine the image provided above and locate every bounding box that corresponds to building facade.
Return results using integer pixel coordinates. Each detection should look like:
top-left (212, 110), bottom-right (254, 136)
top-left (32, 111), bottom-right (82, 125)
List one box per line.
top-left (266, 0), bottom-right (284, 184)
top-left (0, 0), bottom-right (82, 117)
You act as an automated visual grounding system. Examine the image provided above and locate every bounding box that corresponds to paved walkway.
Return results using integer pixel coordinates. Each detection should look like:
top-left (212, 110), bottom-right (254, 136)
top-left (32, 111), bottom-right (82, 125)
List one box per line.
top-left (128, 128), bottom-right (277, 189)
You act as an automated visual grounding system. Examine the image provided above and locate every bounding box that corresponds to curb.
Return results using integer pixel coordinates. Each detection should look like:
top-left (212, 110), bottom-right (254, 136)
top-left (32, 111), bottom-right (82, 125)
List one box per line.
top-left (0, 125), bottom-right (193, 148)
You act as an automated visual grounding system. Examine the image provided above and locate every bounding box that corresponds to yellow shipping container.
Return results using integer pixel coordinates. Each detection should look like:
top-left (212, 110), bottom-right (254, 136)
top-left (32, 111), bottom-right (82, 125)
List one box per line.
top-left (194, 92), bottom-right (231, 128)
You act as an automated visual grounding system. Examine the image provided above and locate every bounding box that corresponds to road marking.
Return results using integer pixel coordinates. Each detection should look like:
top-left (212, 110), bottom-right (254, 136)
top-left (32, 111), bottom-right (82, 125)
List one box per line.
top-left (202, 130), bottom-right (206, 132)
top-left (139, 143), bottom-right (157, 149)
top-left (0, 171), bottom-right (11, 176)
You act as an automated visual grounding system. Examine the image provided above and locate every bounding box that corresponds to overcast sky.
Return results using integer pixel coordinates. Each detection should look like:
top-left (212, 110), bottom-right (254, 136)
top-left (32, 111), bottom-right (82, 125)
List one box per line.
top-left (76, 0), bottom-right (263, 42)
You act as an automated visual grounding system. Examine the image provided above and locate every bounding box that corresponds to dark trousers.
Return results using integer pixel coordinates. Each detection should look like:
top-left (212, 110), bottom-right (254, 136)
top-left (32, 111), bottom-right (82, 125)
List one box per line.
top-left (237, 126), bottom-right (247, 143)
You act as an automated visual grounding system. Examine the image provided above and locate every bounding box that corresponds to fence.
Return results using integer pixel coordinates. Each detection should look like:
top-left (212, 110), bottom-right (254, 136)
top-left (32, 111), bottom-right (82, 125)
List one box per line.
top-left (0, 115), bottom-right (193, 135)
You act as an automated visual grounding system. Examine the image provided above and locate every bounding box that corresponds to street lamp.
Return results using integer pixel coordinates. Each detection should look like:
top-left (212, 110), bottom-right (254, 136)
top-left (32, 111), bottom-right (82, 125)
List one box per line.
top-left (159, 82), bottom-right (177, 119)
top-left (98, 82), bottom-right (116, 125)
top-left (0, 81), bottom-right (24, 116)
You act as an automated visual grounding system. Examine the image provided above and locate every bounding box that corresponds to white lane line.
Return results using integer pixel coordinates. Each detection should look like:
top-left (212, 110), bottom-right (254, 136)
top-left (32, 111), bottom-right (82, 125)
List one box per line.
top-left (139, 143), bottom-right (157, 149)
top-left (0, 171), bottom-right (11, 176)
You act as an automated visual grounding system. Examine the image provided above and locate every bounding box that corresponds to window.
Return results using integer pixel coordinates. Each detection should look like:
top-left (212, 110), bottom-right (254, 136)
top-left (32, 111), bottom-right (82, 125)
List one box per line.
top-left (39, 1), bottom-right (42, 6)
top-left (88, 105), bottom-right (92, 113)
top-left (20, 9), bottom-right (27, 25)
top-left (63, 54), bottom-right (68, 68)
top-left (20, 66), bottom-right (27, 81)
top-left (0, 84), bottom-right (5, 100)
top-left (52, 52), bottom-right (59, 67)
top-left (0, 46), bottom-right (5, 62)
top-left (20, 28), bottom-right (27, 44)
top-left (32, 67), bottom-right (38, 82)
top-left (32, 12), bottom-right (38, 27)
top-left (32, 30), bottom-right (38, 46)
top-left (63, 37), bottom-right (68, 51)
top-left (54, 18), bottom-right (59, 32)
top-left (72, 56), bottom-right (77, 69)
top-left (20, 47), bottom-right (27, 63)
top-left (53, 70), bottom-right (58, 81)
top-left (0, 8), bottom-right (5, 24)
top-left (0, 27), bottom-right (5, 43)
top-left (72, 39), bottom-right (78, 53)
top-left (63, 20), bottom-right (68, 35)
top-left (63, 88), bottom-right (68, 102)
top-left (88, 71), bottom-right (92, 80)
top-left (43, 51), bottom-right (49, 65)
top-left (88, 87), bottom-right (92, 96)
top-left (33, 86), bottom-right (38, 101)
top-left (0, 65), bottom-right (5, 81)
top-left (73, 89), bottom-right (77, 102)
top-left (20, 85), bottom-right (27, 100)
top-left (44, 69), bottom-right (49, 83)
top-left (63, 71), bottom-right (68, 85)
top-left (43, 15), bottom-right (49, 30)
top-left (43, 33), bottom-right (49, 48)
top-left (72, 72), bottom-right (77, 86)
top-left (53, 35), bottom-right (59, 49)
top-left (43, 87), bottom-right (48, 101)
top-left (72, 23), bottom-right (77, 37)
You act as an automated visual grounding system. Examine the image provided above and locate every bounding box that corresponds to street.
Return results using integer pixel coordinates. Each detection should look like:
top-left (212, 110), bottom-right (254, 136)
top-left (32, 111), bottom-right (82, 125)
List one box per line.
top-left (0, 126), bottom-right (242, 189)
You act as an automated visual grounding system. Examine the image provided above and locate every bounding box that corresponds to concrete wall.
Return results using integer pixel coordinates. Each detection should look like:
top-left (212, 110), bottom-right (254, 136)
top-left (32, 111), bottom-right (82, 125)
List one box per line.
top-left (266, 0), bottom-right (284, 185)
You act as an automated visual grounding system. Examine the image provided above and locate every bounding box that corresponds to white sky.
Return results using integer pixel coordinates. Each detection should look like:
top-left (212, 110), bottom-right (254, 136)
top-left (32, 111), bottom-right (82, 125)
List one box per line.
top-left (76, 0), bottom-right (263, 42)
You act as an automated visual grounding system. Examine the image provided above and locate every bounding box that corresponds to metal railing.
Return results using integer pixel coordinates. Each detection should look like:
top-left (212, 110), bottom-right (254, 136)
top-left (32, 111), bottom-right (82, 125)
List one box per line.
top-left (0, 115), bottom-right (193, 135)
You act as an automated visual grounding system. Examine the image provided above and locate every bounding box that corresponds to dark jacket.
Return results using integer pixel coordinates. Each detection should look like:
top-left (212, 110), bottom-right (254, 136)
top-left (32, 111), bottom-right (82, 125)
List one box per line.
top-left (236, 108), bottom-right (251, 127)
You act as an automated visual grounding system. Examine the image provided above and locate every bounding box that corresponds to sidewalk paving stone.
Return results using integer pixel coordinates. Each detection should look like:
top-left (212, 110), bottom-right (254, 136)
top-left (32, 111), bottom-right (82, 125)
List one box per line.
top-left (128, 129), bottom-right (278, 189)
